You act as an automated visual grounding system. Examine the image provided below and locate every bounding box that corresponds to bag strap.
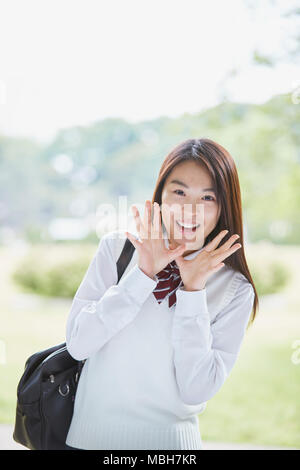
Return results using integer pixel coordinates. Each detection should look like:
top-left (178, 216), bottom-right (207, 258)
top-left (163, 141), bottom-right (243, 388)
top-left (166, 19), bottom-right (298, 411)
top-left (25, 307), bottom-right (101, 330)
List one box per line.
top-left (116, 237), bottom-right (136, 283)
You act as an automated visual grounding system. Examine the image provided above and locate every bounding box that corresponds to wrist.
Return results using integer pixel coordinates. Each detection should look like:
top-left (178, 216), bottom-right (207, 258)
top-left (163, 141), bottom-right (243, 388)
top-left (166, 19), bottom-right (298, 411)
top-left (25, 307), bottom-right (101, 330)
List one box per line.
top-left (138, 266), bottom-right (156, 281)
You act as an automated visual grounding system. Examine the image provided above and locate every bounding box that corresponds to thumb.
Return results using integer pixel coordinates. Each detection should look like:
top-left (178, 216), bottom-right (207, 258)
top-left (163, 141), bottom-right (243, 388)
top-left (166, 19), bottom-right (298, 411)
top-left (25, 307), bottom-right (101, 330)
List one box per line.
top-left (169, 244), bottom-right (186, 263)
top-left (125, 231), bottom-right (142, 251)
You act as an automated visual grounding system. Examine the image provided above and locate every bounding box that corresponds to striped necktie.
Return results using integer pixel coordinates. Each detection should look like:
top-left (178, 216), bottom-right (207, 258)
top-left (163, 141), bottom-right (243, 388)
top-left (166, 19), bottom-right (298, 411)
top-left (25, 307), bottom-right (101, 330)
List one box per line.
top-left (152, 260), bottom-right (183, 308)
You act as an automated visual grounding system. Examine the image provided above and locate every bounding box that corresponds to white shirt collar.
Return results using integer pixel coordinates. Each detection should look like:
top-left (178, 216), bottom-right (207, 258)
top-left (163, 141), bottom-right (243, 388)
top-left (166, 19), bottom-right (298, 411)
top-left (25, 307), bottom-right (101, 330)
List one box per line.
top-left (162, 224), bottom-right (204, 260)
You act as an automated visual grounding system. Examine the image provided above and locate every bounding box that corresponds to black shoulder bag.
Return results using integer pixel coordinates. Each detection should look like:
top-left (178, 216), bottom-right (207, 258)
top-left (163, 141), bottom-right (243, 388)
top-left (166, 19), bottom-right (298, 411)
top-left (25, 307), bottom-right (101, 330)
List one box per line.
top-left (13, 237), bottom-right (135, 450)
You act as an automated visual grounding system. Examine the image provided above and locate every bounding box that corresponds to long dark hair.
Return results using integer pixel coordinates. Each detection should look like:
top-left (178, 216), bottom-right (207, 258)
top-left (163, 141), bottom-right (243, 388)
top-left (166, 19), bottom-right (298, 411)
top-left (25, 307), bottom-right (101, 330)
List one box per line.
top-left (151, 137), bottom-right (259, 325)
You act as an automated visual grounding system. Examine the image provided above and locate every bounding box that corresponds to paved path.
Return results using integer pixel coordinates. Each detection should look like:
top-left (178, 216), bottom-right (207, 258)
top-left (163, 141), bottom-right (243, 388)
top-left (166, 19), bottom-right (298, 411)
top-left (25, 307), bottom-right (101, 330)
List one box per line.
top-left (0, 424), bottom-right (298, 450)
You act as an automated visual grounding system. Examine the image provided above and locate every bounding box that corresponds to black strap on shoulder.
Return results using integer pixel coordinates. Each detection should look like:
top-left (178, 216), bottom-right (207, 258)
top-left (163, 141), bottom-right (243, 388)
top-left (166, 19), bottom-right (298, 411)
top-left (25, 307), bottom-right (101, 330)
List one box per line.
top-left (116, 237), bottom-right (136, 283)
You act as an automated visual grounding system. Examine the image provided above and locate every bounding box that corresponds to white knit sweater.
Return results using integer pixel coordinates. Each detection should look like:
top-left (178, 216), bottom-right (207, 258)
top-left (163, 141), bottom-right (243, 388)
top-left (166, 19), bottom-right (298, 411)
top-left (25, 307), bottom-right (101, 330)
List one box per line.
top-left (65, 227), bottom-right (255, 450)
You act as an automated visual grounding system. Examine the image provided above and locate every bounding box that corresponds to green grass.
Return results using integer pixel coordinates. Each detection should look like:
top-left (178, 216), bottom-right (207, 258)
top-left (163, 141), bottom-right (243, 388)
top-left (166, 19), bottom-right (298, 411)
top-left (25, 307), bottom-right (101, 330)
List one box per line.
top-left (1, 242), bottom-right (300, 448)
top-left (198, 341), bottom-right (300, 447)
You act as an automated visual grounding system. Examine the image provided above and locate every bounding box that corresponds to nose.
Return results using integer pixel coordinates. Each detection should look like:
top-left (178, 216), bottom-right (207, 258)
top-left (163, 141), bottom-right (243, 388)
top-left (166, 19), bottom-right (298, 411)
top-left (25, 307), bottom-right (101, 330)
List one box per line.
top-left (180, 203), bottom-right (203, 224)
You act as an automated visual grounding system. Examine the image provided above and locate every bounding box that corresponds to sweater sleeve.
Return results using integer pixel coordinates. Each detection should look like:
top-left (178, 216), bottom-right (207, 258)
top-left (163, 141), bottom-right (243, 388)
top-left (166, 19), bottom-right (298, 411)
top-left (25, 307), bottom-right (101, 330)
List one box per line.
top-left (171, 276), bottom-right (255, 405)
top-left (66, 232), bottom-right (157, 361)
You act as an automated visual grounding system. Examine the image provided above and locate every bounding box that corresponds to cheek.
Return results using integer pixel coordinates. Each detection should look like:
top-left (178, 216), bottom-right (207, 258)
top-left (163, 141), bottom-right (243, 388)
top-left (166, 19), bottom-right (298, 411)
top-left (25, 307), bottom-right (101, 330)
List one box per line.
top-left (161, 203), bottom-right (181, 233)
top-left (161, 206), bottom-right (168, 223)
top-left (203, 205), bottom-right (219, 224)
top-left (161, 202), bottom-right (184, 224)
top-left (162, 191), bottom-right (174, 205)
top-left (161, 205), bottom-right (172, 229)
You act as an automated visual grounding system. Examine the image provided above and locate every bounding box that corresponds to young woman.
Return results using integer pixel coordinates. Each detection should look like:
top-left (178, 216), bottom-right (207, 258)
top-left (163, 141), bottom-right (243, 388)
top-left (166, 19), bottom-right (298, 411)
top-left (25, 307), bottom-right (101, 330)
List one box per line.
top-left (65, 137), bottom-right (259, 450)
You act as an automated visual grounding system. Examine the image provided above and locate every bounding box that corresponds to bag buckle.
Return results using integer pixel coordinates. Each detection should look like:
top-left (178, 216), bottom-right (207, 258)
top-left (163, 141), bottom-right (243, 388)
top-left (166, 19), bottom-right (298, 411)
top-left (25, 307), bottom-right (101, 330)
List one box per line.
top-left (58, 384), bottom-right (70, 397)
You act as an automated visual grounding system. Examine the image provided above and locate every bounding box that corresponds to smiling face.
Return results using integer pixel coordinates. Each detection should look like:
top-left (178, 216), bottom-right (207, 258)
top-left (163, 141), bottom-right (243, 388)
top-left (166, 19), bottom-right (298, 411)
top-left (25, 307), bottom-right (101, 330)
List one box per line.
top-left (160, 160), bottom-right (221, 256)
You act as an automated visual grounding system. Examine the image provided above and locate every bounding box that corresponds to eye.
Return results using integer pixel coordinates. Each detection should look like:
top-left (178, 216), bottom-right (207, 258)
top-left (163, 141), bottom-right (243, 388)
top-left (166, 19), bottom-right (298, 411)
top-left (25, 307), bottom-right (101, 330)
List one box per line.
top-left (173, 190), bottom-right (215, 201)
top-left (174, 189), bottom-right (185, 196)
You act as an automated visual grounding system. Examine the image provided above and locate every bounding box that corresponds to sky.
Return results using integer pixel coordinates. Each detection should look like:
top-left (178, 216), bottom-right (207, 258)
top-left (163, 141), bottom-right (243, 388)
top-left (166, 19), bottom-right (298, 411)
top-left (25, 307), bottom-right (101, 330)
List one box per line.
top-left (0, 0), bottom-right (299, 144)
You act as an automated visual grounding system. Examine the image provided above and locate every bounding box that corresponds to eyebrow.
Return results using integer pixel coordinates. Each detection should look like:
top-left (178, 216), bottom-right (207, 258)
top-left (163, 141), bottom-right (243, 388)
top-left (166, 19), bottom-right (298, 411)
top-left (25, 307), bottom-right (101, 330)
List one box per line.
top-left (169, 179), bottom-right (215, 192)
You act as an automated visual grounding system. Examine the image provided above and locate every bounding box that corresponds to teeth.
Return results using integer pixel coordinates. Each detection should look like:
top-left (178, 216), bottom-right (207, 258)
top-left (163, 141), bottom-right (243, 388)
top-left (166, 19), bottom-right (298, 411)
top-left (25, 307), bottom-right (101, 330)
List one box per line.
top-left (177, 221), bottom-right (200, 229)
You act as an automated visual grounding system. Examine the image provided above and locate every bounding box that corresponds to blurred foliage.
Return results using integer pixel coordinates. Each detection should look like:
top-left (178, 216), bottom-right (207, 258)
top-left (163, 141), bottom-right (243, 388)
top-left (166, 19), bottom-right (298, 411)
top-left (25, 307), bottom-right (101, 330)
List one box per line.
top-left (1, 92), bottom-right (300, 245)
top-left (11, 241), bottom-right (291, 299)
top-left (246, 240), bottom-right (293, 296)
top-left (248, 259), bottom-right (291, 296)
top-left (12, 243), bottom-right (98, 298)
top-left (3, 241), bottom-right (300, 446)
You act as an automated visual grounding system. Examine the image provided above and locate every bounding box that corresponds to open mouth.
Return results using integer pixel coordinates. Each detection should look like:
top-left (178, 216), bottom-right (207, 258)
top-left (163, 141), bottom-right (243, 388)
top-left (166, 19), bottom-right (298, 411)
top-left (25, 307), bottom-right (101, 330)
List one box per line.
top-left (176, 220), bottom-right (200, 233)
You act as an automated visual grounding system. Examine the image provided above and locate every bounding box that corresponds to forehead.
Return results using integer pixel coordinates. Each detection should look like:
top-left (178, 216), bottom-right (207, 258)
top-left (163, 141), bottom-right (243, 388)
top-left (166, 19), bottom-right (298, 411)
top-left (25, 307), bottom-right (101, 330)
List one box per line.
top-left (166, 160), bottom-right (212, 185)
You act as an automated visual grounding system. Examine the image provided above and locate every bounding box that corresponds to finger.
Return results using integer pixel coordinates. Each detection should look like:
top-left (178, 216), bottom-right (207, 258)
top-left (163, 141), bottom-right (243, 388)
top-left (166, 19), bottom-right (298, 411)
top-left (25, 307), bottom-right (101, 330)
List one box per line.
top-left (143, 200), bottom-right (152, 240)
top-left (168, 244), bottom-right (187, 262)
top-left (170, 243), bottom-right (186, 255)
top-left (214, 233), bottom-right (240, 255)
top-left (125, 231), bottom-right (143, 250)
top-left (168, 213), bottom-right (179, 250)
top-left (170, 210), bottom-right (177, 241)
top-left (205, 230), bottom-right (229, 252)
top-left (211, 261), bottom-right (225, 273)
top-left (153, 202), bottom-right (162, 240)
top-left (131, 205), bottom-right (142, 235)
top-left (213, 242), bottom-right (242, 264)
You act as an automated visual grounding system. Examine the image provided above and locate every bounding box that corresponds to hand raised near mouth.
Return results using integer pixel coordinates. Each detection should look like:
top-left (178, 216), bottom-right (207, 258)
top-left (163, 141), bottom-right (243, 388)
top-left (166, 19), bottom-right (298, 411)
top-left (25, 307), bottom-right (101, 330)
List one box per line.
top-left (125, 200), bottom-right (187, 280)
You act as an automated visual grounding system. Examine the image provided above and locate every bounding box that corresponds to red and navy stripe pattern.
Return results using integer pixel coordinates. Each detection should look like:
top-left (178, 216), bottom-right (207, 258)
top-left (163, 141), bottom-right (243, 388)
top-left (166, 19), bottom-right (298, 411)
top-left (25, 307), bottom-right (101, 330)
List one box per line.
top-left (152, 260), bottom-right (183, 308)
